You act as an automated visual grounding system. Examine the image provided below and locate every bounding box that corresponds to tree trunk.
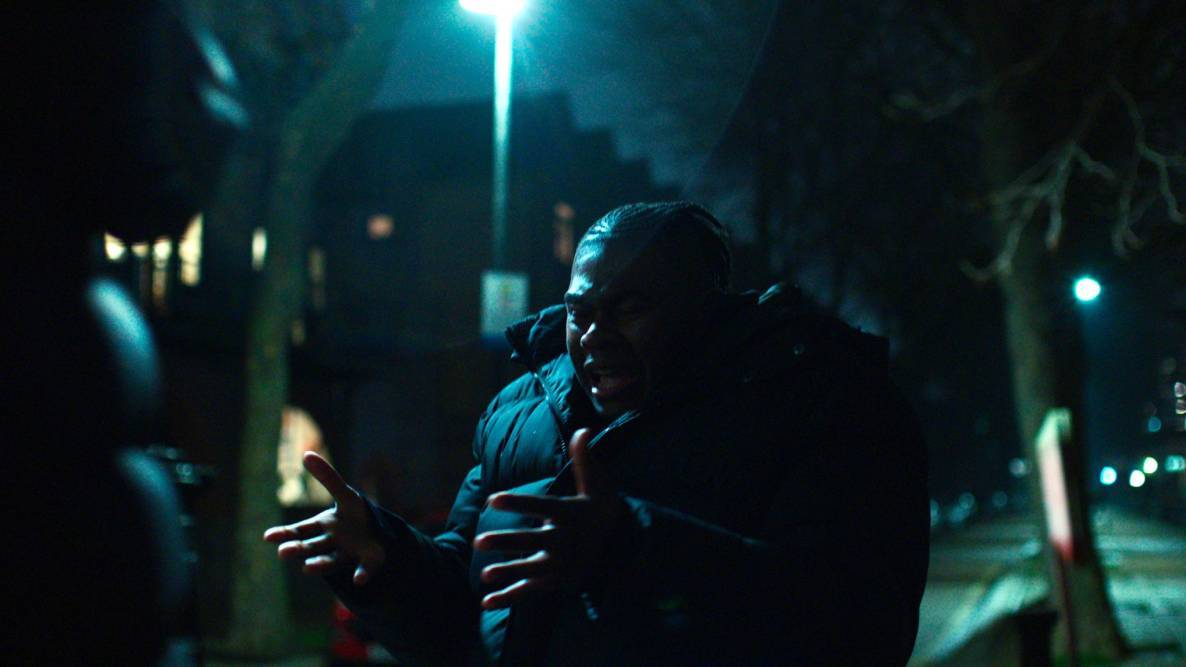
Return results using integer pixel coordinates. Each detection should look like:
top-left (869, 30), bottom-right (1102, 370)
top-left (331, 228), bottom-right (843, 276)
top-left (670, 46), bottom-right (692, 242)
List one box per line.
top-left (995, 221), bottom-right (1126, 660)
top-left (223, 2), bottom-right (407, 657)
top-left (982, 84), bottom-right (1128, 664)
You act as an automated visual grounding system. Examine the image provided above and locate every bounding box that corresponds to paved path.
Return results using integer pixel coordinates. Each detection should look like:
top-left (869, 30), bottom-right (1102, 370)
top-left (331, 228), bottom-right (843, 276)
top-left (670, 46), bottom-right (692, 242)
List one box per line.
top-left (910, 506), bottom-right (1186, 666)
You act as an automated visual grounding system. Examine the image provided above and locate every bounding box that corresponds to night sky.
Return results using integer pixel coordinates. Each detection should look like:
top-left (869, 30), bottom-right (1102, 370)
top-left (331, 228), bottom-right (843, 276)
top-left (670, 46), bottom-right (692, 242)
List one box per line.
top-left (371, 1), bottom-right (774, 186)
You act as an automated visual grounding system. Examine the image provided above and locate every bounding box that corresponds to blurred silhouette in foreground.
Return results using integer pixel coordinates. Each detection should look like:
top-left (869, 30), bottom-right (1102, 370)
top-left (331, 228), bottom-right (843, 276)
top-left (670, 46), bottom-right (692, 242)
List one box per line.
top-left (3, 3), bottom-right (244, 664)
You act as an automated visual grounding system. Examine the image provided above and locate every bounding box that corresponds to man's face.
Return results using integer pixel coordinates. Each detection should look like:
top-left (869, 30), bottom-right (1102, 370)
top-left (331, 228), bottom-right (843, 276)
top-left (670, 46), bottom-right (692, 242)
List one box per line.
top-left (564, 231), bottom-right (712, 421)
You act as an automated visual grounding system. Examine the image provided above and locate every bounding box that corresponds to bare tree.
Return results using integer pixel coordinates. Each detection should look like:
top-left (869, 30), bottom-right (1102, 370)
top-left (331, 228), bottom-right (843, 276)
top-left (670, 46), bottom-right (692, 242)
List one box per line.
top-left (194, 0), bottom-right (408, 657)
top-left (605, 0), bottom-right (1185, 659)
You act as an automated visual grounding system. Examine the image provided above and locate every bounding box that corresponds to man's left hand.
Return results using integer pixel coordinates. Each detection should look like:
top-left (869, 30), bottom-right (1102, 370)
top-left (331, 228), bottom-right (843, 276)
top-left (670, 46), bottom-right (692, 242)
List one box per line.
top-left (474, 428), bottom-right (624, 609)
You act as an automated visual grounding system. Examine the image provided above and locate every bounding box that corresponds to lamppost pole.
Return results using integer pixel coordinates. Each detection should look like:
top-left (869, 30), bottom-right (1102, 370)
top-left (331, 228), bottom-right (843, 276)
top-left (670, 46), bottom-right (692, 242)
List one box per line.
top-left (491, 11), bottom-right (513, 268)
top-left (461, 0), bottom-right (524, 269)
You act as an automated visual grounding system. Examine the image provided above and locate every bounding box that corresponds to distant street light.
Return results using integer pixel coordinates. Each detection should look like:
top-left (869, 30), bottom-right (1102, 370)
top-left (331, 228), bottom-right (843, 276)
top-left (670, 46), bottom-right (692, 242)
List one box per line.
top-left (1073, 276), bottom-right (1102, 302)
top-left (1142, 456), bottom-right (1158, 475)
top-left (461, 0), bottom-right (526, 268)
top-left (1128, 469), bottom-right (1146, 488)
top-left (1099, 466), bottom-right (1117, 486)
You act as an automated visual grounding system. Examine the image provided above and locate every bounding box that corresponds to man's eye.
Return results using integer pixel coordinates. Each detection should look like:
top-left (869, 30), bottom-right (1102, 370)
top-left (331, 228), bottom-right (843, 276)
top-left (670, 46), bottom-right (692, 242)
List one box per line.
top-left (615, 299), bottom-right (650, 317)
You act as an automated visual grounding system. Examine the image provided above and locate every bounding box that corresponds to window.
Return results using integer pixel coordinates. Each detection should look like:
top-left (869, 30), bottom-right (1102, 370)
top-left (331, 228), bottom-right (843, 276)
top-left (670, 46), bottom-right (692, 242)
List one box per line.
top-left (252, 227), bottom-right (267, 271)
top-left (309, 246), bottom-right (326, 311)
top-left (553, 201), bottom-right (575, 263)
top-left (151, 237), bottom-right (172, 313)
top-left (367, 213), bottom-right (394, 240)
top-left (178, 213), bottom-right (202, 286)
top-left (104, 233), bottom-right (127, 262)
top-left (277, 406), bottom-right (333, 507)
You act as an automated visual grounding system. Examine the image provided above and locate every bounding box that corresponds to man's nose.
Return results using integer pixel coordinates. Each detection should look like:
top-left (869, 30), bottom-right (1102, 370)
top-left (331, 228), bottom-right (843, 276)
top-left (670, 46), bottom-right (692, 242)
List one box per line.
top-left (580, 319), bottom-right (610, 349)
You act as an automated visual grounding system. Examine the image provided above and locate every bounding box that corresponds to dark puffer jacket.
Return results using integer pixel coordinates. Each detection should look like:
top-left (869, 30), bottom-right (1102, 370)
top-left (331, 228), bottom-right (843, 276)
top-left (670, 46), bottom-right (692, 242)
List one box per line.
top-left (332, 285), bottom-right (929, 666)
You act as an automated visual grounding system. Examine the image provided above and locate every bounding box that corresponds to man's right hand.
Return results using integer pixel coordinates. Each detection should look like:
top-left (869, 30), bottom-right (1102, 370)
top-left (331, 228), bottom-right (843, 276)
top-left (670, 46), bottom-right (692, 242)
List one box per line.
top-left (263, 451), bottom-right (386, 586)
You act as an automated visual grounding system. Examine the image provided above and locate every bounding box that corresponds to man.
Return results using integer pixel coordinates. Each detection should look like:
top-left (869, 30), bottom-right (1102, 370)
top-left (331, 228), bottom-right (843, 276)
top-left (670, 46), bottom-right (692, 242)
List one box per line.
top-left (265, 202), bottom-right (929, 665)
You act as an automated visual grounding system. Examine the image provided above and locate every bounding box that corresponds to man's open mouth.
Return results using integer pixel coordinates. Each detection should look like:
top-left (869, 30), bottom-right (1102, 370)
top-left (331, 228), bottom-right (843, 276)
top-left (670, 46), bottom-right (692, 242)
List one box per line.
top-left (588, 369), bottom-right (641, 400)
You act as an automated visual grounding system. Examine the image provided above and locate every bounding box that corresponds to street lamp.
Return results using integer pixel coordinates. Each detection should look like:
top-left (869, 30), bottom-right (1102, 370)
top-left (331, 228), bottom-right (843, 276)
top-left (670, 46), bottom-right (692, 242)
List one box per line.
top-left (461, 0), bottom-right (526, 268)
top-left (1073, 276), bottom-right (1102, 302)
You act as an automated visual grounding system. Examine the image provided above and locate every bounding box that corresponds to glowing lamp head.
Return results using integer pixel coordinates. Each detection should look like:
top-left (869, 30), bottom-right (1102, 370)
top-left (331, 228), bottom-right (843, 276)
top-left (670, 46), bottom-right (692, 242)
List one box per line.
top-left (1099, 466), bottom-right (1117, 486)
top-left (1142, 456), bottom-right (1158, 475)
top-left (1129, 470), bottom-right (1146, 488)
top-left (460, 0), bottom-right (526, 17)
top-left (1073, 276), bottom-right (1101, 302)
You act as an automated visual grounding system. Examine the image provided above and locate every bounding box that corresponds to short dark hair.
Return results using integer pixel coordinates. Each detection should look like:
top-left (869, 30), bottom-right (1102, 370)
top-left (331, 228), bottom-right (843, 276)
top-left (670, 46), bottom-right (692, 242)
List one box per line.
top-left (580, 201), bottom-right (732, 291)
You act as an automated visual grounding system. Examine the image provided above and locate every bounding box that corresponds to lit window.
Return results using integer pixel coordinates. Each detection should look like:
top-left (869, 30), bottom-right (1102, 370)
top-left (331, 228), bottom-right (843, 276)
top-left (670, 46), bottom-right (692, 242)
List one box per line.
top-left (252, 227), bottom-right (267, 271)
top-left (131, 242), bottom-right (150, 259)
top-left (552, 201), bottom-right (576, 264)
top-left (291, 318), bottom-right (306, 347)
top-left (277, 406), bottom-right (333, 507)
top-left (151, 237), bottom-right (172, 312)
top-left (367, 214), bottom-right (394, 240)
top-left (553, 201), bottom-right (575, 221)
top-left (178, 213), bottom-right (203, 286)
top-left (309, 247), bottom-right (326, 312)
top-left (104, 233), bottom-right (127, 262)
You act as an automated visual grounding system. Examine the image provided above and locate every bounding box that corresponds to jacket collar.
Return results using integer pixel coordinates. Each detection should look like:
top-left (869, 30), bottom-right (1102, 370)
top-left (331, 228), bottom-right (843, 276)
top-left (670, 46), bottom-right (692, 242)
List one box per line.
top-left (502, 284), bottom-right (889, 425)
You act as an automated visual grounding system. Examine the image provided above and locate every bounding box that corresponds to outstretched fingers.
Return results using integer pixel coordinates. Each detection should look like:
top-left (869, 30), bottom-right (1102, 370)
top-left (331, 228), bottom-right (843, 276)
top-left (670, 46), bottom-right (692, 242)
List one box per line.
top-left (263, 514), bottom-right (328, 543)
top-left (569, 428), bottom-right (606, 497)
top-left (277, 533), bottom-right (335, 560)
top-left (302, 451), bottom-right (355, 506)
top-left (302, 552), bottom-right (339, 575)
top-left (487, 492), bottom-right (577, 523)
top-left (480, 550), bottom-right (553, 585)
top-left (353, 545), bottom-right (386, 586)
top-left (481, 575), bottom-right (559, 609)
top-left (473, 526), bottom-right (557, 554)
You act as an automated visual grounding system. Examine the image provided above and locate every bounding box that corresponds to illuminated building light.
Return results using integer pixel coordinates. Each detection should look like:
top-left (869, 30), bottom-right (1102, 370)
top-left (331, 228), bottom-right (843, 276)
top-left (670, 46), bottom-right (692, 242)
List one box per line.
top-left (1175, 382), bottom-right (1186, 398)
top-left (1008, 458), bottom-right (1028, 477)
top-left (104, 233), bottom-right (127, 262)
top-left (1142, 456), bottom-right (1158, 475)
top-left (1128, 470), bottom-right (1146, 488)
top-left (367, 214), bottom-right (394, 240)
top-left (1073, 276), bottom-right (1101, 302)
top-left (309, 246), bottom-right (326, 311)
top-left (178, 213), bottom-right (202, 286)
top-left (131, 242), bottom-right (149, 259)
top-left (151, 237), bottom-right (172, 313)
top-left (152, 237), bottom-right (172, 266)
top-left (291, 319), bottom-right (306, 347)
top-left (277, 406), bottom-right (332, 507)
top-left (1147, 416), bottom-right (1162, 433)
top-left (1165, 455), bottom-right (1186, 473)
top-left (460, 0), bottom-right (526, 17)
top-left (252, 227), bottom-right (267, 271)
top-left (1099, 466), bottom-right (1117, 486)
top-left (1176, 399), bottom-right (1186, 415)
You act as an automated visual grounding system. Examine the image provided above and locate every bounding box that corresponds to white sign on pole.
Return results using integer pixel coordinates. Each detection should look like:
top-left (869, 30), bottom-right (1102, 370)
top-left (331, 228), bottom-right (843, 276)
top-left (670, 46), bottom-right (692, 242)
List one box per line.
top-left (481, 270), bottom-right (529, 338)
